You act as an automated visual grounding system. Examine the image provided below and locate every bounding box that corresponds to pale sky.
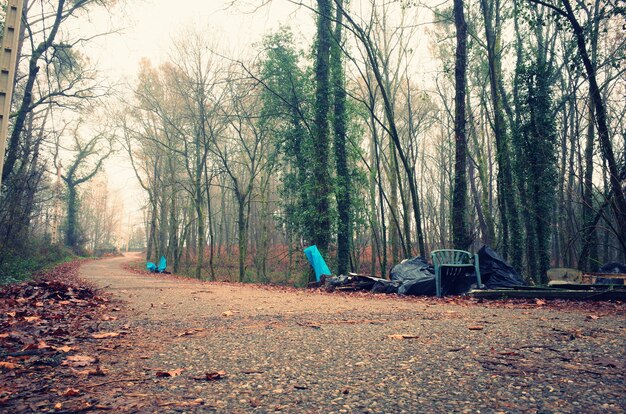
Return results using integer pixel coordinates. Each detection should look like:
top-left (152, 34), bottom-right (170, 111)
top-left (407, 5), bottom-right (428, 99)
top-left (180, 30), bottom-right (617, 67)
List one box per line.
top-left (69, 0), bottom-right (315, 222)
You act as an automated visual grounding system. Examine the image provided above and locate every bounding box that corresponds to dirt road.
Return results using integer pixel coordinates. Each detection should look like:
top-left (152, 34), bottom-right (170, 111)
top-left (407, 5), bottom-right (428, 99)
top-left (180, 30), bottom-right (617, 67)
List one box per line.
top-left (75, 254), bottom-right (625, 413)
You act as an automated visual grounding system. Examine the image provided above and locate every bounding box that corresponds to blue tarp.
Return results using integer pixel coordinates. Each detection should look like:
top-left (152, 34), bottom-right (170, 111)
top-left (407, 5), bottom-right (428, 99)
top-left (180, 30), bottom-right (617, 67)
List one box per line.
top-left (304, 245), bottom-right (332, 282)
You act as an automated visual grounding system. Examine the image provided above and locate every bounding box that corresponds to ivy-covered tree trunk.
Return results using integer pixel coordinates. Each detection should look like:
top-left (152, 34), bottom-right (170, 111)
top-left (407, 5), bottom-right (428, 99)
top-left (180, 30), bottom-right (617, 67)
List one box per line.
top-left (66, 184), bottom-right (78, 247)
top-left (452, 0), bottom-right (470, 250)
top-left (312, 0), bottom-right (333, 259)
top-left (480, 0), bottom-right (522, 269)
top-left (331, 0), bottom-right (351, 275)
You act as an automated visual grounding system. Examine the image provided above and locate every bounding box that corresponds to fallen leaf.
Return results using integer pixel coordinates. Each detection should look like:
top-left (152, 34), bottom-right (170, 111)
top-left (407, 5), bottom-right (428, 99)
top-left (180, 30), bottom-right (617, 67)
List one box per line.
top-left (54, 345), bottom-right (74, 353)
top-left (156, 368), bottom-right (184, 378)
top-left (192, 370), bottom-right (225, 381)
top-left (22, 340), bottom-right (49, 351)
top-left (176, 328), bottom-right (205, 337)
top-left (61, 388), bottom-right (81, 397)
top-left (101, 315), bottom-right (117, 321)
top-left (64, 355), bottom-right (97, 367)
top-left (222, 311), bottom-right (234, 317)
top-left (74, 365), bottom-right (108, 376)
top-left (54, 402), bottom-right (62, 410)
top-left (535, 299), bottom-right (546, 306)
top-left (0, 362), bottom-right (20, 370)
top-left (91, 332), bottom-right (120, 339)
top-left (468, 325), bottom-right (484, 331)
top-left (387, 334), bottom-right (419, 340)
top-left (23, 316), bottom-right (41, 323)
top-left (587, 315), bottom-right (599, 320)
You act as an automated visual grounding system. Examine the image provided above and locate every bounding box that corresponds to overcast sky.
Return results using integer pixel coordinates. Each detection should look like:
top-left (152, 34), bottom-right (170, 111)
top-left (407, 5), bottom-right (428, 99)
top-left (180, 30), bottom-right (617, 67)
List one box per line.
top-left (82, 0), bottom-right (313, 83)
top-left (68, 0), bottom-right (314, 221)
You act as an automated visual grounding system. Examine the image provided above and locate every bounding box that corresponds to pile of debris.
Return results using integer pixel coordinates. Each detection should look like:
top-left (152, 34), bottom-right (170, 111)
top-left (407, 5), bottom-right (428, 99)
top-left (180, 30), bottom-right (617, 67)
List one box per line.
top-left (320, 246), bottom-right (626, 300)
top-left (323, 246), bottom-right (526, 296)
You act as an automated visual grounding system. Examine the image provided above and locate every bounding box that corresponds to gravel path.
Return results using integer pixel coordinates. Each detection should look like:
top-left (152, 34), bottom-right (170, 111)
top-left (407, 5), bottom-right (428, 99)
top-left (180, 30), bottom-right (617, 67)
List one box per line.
top-left (78, 253), bottom-right (625, 413)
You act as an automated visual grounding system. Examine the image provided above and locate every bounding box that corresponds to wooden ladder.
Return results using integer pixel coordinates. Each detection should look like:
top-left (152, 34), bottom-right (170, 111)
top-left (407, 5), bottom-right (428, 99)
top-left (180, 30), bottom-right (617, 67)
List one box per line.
top-left (0, 0), bottom-right (25, 186)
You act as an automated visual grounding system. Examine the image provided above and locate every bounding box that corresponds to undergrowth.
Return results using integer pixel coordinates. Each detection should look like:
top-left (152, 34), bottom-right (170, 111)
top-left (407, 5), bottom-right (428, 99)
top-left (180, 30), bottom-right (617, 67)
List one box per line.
top-left (0, 241), bottom-right (76, 285)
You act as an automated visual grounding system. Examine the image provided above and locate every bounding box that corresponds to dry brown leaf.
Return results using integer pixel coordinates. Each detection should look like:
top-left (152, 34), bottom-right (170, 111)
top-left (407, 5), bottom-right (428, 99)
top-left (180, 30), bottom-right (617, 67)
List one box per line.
top-left (61, 388), bottom-right (81, 397)
top-left (23, 316), bottom-right (41, 323)
top-left (468, 325), bottom-right (484, 331)
top-left (64, 355), bottom-right (97, 367)
top-left (91, 332), bottom-right (120, 339)
top-left (176, 328), bottom-right (205, 337)
top-left (221, 311), bottom-right (234, 317)
top-left (192, 370), bottom-right (226, 381)
top-left (0, 361), bottom-right (20, 370)
top-left (54, 345), bottom-right (74, 353)
top-left (156, 368), bottom-right (184, 378)
top-left (387, 334), bottom-right (419, 340)
top-left (587, 315), bottom-right (599, 320)
top-left (74, 365), bottom-right (108, 376)
top-left (535, 299), bottom-right (546, 306)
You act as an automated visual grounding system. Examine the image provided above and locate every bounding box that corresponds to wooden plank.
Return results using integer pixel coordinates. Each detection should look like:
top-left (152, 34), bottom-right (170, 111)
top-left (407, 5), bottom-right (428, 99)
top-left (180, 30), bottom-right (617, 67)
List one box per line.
top-left (469, 289), bottom-right (626, 301)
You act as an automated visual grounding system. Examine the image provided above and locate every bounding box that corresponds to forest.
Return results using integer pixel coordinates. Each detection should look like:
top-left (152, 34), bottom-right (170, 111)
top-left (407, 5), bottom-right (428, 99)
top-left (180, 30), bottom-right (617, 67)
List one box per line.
top-left (0, 0), bottom-right (624, 286)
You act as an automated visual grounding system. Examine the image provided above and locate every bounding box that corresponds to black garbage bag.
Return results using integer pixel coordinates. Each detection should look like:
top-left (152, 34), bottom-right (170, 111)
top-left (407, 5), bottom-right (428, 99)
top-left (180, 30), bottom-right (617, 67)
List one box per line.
top-left (478, 246), bottom-right (527, 288)
top-left (398, 276), bottom-right (436, 295)
top-left (390, 256), bottom-right (436, 295)
top-left (371, 279), bottom-right (402, 294)
top-left (390, 256), bottom-right (434, 281)
top-left (596, 262), bottom-right (626, 285)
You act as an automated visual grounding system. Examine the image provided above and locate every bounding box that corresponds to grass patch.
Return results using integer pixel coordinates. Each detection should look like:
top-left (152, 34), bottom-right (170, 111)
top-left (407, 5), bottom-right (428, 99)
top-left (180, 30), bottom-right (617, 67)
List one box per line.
top-left (0, 242), bottom-right (76, 285)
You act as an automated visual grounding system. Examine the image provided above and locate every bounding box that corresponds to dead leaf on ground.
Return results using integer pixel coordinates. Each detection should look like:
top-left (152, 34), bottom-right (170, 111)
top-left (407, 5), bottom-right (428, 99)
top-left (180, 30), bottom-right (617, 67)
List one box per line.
top-left (156, 368), bottom-right (185, 378)
top-left (61, 388), bottom-right (81, 397)
top-left (54, 345), bottom-right (74, 353)
top-left (221, 311), bottom-right (235, 317)
top-left (64, 355), bottom-right (97, 367)
top-left (23, 316), bottom-right (41, 323)
top-left (387, 334), bottom-right (419, 340)
top-left (22, 340), bottom-right (49, 351)
top-left (535, 299), bottom-right (546, 306)
top-left (468, 325), bottom-right (484, 331)
top-left (0, 362), bottom-right (20, 370)
top-left (176, 328), bottom-right (205, 337)
top-left (73, 365), bottom-right (108, 376)
top-left (91, 332), bottom-right (120, 339)
top-left (192, 370), bottom-right (225, 381)
top-left (587, 315), bottom-right (599, 320)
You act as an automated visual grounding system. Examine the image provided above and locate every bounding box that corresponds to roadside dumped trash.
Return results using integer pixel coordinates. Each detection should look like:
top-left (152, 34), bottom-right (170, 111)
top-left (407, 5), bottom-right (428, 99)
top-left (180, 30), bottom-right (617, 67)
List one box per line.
top-left (146, 256), bottom-right (168, 274)
top-left (390, 256), bottom-right (436, 296)
top-left (595, 262), bottom-right (626, 285)
top-left (478, 246), bottom-right (527, 289)
top-left (322, 246), bottom-right (528, 297)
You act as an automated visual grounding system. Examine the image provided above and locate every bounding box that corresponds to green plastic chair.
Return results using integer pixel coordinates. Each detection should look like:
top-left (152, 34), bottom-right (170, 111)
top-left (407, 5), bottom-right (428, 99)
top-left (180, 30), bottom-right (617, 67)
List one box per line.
top-left (431, 249), bottom-right (482, 297)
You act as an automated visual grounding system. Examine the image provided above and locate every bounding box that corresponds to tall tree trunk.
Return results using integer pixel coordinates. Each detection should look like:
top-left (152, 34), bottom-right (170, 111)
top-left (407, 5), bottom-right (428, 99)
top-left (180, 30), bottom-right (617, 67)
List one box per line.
top-left (480, 0), bottom-right (522, 268)
top-left (452, 0), bottom-right (471, 250)
top-left (312, 0), bottom-right (333, 259)
top-left (332, 0), bottom-right (351, 275)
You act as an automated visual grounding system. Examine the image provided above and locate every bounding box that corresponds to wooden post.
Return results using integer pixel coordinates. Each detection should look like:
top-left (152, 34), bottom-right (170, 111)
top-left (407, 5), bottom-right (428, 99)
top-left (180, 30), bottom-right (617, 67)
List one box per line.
top-left (0, 0), bottom-right (25, 187)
